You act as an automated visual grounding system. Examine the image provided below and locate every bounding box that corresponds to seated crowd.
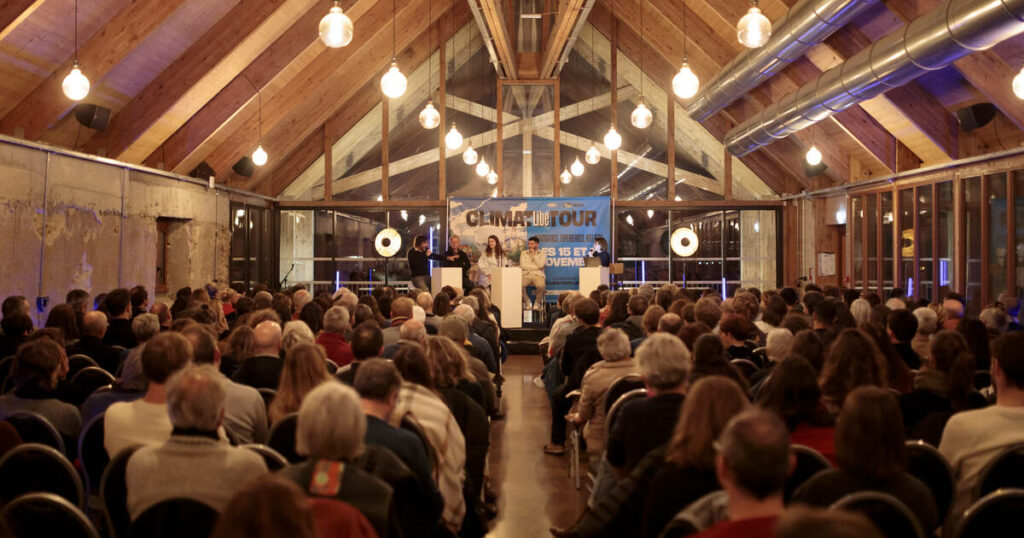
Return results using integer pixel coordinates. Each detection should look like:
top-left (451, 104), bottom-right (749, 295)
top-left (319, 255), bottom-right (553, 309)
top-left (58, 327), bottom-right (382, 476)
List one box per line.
top-left (0, 282), bottom-right (506, 538)
top-left (541, 283), bottom-right (1024, 537)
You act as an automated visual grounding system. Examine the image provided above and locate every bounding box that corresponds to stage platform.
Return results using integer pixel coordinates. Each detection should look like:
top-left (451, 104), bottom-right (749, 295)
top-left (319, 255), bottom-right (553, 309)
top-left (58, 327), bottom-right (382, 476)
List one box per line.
top-left (506, 327), bottom-right (548, 355)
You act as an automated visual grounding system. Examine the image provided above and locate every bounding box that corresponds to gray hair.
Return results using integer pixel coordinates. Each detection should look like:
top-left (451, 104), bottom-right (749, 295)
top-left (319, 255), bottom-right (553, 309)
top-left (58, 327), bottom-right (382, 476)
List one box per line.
top-left (296, 381), bottom-right (366, 460)
top-left (453, 304), bottom-right (476, 324)
top-left (981, 307), bottom-right (1009, 334)
top-left (166, 364), bottom-right (226, 431)
top-left (461, 296), bottom-right (479, 311)
top-left (131, 313), bottom-right (160, 343)
top-left (635, 333), bottom-right (691, 390)
top-left (439, 316), bottom-right (470, 342)
top-left (850, 299), bottom-right (871, 326)
top-left (293, 289), bottom-right (313, 310)
top-left (913, 307), bottom-right (938, 334)
top-left (400, 319), bottom-right (427, 342)
top-left (885, 298), bottom-right (906, 311)
top-left (597, 328), bottom-right (631, 362)
top-left (412, 305), bottom-right (426, 323)
top-left (282, 321), bottom-right (315, 351)
top-left (766, 328), bottom-right (794, 362)
top-left (637, 284), bottom-right (655, 299)
top-left (323, 306), bottom-right (350, 333)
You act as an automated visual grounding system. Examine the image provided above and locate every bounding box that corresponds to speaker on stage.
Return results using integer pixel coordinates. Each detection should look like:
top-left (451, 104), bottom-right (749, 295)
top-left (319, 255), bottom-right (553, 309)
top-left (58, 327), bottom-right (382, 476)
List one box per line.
top-left (957, 103), bottom-right (996, 131)
top-left (74, 104), bottom-right (111, 131)
top-left (189, 161), bottom-right (215, 180)
top-left (233, 157), bottom-right (256, 178)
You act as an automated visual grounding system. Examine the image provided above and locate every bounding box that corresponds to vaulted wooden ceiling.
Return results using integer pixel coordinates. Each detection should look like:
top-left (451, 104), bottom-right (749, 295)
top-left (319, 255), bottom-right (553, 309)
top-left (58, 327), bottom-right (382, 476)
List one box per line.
top-left (1, 0), bottom-right (1022, 198)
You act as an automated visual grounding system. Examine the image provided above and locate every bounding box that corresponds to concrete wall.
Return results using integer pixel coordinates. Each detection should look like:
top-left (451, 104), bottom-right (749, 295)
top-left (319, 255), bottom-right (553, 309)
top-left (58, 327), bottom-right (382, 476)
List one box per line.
top-left (0, 139), bottom-right (265, 326)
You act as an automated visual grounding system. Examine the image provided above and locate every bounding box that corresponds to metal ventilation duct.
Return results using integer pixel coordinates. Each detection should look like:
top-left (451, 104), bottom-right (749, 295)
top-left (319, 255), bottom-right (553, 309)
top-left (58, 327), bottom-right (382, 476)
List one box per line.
top-left (686, 0), bottom-right (879, 122)
top-left (725, 0), bottom-right (1024, 156)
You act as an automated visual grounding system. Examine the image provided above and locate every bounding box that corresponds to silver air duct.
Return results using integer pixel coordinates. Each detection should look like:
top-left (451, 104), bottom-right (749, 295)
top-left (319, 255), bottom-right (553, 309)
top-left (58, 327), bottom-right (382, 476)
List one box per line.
top-left (725, 0), bottom-right (1024, 156)
top-left (686, 0), bottom-right (879, 122)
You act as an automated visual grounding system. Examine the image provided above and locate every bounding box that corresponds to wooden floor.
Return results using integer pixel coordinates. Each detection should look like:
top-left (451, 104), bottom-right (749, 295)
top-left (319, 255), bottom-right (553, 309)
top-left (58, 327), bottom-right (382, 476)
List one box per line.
top-left (486, 355), bottom-right (589, 537)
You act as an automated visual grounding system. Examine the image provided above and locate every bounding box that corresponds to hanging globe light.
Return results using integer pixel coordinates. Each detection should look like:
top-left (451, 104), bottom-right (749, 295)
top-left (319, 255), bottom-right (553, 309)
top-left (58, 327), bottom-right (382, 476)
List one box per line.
top-left (62, 61), bottom-right (90, 101)
top-left (805, 145), bottom-right (823, 166)
top-left (462, 145), bottom-right (478, 165)
top-left (1013, 66), bottom-right (1024, 99)
top-left (445, 123), bottom-right (463, 150)
top-left (251, 144), bottom-right (268, 166)
top-left (476, 157), bottom-right (490, 177)
top-left (737, 1), bottom-right (771, 48)
top-left (560, 168), bottom-right (572, 184)
top-left (631, 99), bottom-right (653, 129)
top-left (419, 101), bottom-right (440, 129)
top-left (603, 126), bottom-right (622, 151)
top-left (380, 60), bottom-right (407, 98)
top-left (673, 60), bottom-right (700, 99)
top-left (570, 157), bottom-right (585, 177)
top-left (585, 144), bottom-right (601, 165)
top-left (486, 170), bottom-right (498, 185)
top-left (319, 1), bottom-right (354, 48)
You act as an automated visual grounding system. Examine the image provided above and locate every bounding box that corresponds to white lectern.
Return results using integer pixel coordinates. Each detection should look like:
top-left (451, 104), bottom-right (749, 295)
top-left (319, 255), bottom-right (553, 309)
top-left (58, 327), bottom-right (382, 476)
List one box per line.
top-left (431, 267), bottom-right (463, 297)
top-left (492, 267), bottom-right (522, 329)
top-left (579, 267), bottom-right (609, 296)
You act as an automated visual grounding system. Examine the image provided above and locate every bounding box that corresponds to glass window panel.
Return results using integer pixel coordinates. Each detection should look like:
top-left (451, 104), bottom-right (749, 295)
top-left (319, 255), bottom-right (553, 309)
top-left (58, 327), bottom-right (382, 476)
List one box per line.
top-left (616, 209), bottom-right (669, 285)
top-left (852, 197), bottom-right (862, 289)
top-left (446, 22), bottom-right (498, 198)
top-left (559, 24), bottom-right (612, 197)
top-left (613, 51), bottom-right (666, 201)
top-left (329, 103), bottom-right (383, 202)
top-left (737, 210), bottom-right (777, 290)
top-left (280, 210), bottom-right (314, 288)
top-left (965, 176), bottom-right (982, 313)
top-left (384, 210), bottom-right (442, 283)
top-left (500, 84), bottom-right (555, 197)
top-left (1015, 171), bottom-right (1024, 297)
top-left (388, 46), bottom-right (442, 201)
top-left (881, 192), bottom-right (893, 293)
top-left (919, 185), bottom-right (934, 302)
top-left (936, 181), bottom-right (954, 297)
top-left (866, 194), bottom-right (877, 289)
top-left (988, 173), bottom-right (1008, 303)
top-left (898, 189), bottom-right (914, 294)
top-left (671, 210), bottom-right (724, 292)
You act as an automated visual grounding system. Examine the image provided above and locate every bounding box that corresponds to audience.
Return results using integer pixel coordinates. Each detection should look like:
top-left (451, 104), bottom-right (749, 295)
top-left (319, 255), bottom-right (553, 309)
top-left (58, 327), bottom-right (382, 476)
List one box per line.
top-left (0, 338), bottom-right (81, 444)
top-left (546, 298), bottom-right (603, 455)
top-left (899, 330), bottom-right (979, 445)
top-left (211, 475), bottom-right (325, 538)
top-left (568, 328), bottom-right (637, 456)
top-left (67, 310), bottom-right (122, 373)
top-left (80, 350), bottom-right (147, 424)
top-left (773, 507), bottom-right (882, 538)
top-left (231, 321), bottom-right (284, 389)
top-left (103, 288), bottom-right (138, 349)
top-left (819, 328), bottom-right (888, 413)
top-left (316, 306), bottom-right (355, 367)
top-left (336, 321), bottom-right (384, 385)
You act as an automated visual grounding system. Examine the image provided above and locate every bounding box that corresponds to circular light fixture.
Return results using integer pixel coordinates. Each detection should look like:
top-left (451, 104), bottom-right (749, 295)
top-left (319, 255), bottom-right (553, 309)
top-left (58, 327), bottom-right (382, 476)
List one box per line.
top-left (486, 170), bottom-right (498, 185)
top-left (737, 3), bottom-right (771, 48)
top-left (671, 227), bottom-right (699, 257)
top-left (445, 123), bottom-right (463, 150)
top-left (805, 145), bottom-right (823, 166)
top-left (570, 157), bottom-right (585, 177)
top-left (631, 99), bottom-right (653, 129)
top-left (251, 144), bottom-right (268, 166)
top-left (1013, 66), bottom-right (1024, 99)
top-left (585, 144), bottom-right (601, 164)
top-left (560, 168), bottom-right (572, 184)
top-left (62, 61), bottom-right (90, 101)
top-left (476, 158), bottom-right (490, 177)
top-left (374, 228), bottom-right (402, 258)
top-left (319, 1), bottom-right (354, 48)
top-left (673, 61), bottom-right (699, 99)
top-left (462, 145), bottom-right (478, 165)
top-left (603, 126), bottom-right (622, 151)
top-left (419, 101), bottom-right (440, 129)
top-left (380, 60), bottom-right (407, 98)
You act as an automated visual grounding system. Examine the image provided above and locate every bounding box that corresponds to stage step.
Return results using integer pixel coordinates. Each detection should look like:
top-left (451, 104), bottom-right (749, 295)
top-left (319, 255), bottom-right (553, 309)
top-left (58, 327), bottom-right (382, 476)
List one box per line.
top-left (506, 327), bottom-right (548, 355)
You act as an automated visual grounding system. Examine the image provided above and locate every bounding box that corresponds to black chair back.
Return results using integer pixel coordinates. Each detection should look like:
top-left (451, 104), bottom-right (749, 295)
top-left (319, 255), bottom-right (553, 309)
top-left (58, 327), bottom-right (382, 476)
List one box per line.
top-left (127, 498), bottom-right (218, 538)
top-left (257, 388), bottom-right (276, 411)
top-left (78, 413), bottom-right (108, 494)
top-left (323, 359), bottom-right (339, 375)
top-left (0, 492), bottom-right (100, 538)
top-left (0, 443), bottom-right (84, 508)
top-left (100, 445), bottom-right (140, 538)
top-left (240, 443), bottom-right (289, 471)
top-left (1, 410), bottom-right (65, 455)
top-left (267, 413), bottom-right (302, 463)
top-left (605, 388), bottom-right (647, 439)
top-left (730, 358), bottom-right (761, 380)
top-left (659, 517), bottom-right (699, 538)
top-left (785, 444), bottom-right (832, 501)
top-left (603, 374), bottom-right (646, 415)
top-left (905, 440), bottom-right (954, 521)
top-left (67, 355), bottom-right (99, 379)
top-left (972, 442), bottom-right (1024, 501)
top-left (972, 370), bottom-right (991, 390)
top-left (71, 367), bottom-right (115, 397)
top-left (954, 488), bottom-right (1024, 538)
top-left (830, 491), bottom-right (924, 538)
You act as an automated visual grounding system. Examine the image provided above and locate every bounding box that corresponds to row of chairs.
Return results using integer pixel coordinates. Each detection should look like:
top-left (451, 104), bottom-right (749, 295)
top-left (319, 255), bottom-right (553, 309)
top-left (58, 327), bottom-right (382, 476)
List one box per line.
top-left (565, 374), bottom-right (647, 490)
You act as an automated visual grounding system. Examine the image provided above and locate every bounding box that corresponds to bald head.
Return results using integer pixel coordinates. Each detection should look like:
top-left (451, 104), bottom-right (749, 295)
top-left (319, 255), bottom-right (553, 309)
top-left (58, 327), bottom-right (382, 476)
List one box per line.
top-left (943, 299), bottom-right (964, 320)
top-left (657, 313), bottom-right (683, 335)
top-left (82, 311), bottom-right (108, 338)
top-left (293, 289), bottom-right (312, 312)
top-left (415, 292), bottom-right (433, 311)
top-left (453, 304), bottom-right (476, 324)
top-left (400, 319), bottom-right (427, 343)
top-left (391, 297), bottom-right (414, 319)
top-left (252, 321), bottom-right (283, 356)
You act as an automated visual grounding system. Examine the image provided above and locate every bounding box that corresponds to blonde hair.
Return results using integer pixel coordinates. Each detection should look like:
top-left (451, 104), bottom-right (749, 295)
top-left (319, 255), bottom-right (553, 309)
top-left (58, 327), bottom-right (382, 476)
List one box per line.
top-left (269, 343), bottom-right (332, 424)
top-left (422, 335), bottom-right (476, 387)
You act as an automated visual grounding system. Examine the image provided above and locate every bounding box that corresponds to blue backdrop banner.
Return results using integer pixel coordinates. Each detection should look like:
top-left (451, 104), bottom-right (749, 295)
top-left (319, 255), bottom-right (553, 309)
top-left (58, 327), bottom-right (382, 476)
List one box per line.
top-left (448, 196), bottom-right (612, 290)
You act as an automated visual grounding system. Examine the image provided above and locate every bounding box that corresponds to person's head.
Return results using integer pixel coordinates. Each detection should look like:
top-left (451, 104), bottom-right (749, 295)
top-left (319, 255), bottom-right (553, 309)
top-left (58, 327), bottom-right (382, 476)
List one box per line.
top-left (605, 291), bottom-right (630, 323)
top-left (81, 310), bottom-right (108, 339)
top-left (773, 506), bottom-right (883, 538)
top-left (780, 287), bottom-right (798, 307)
top-left (276, 343), bottom-right (331, 407)
top-left (180, 324), bottom-right (219, 365)
top-left (956, 317), bottom-right (991, 369)
top-left (678, 322), bottom-right (710, 352)
top-left (592, 236), bottom-right (607, 253)
top-left (226, 325), bottom-right (255, 362)
top-left (943, 299), bottom-right (965, 322)
top-left (296, 381), bottom-right (365, 461)
top-left (323, 306), bottom-right (350, 335)
top-left (44, 304), bottom-right (79, 341)
top-left (756, 355), bottom-right (824, 429)
top-left (596, 328), bottom-right (631, 363)
top-left (166, 365), bottom-right (225, 431)
top-left (422, 335), bottom-right (475, 387)
top-left (813, 298), bottom-right (838, 327)
top-left (440, 315), bottom-right (471, 345)
top-left (980, 307), bottom-right (1009, 335)
top-left (887, 309), bottom-right (918, 343)
top-left (415, 292), bottom-right (432, 312)
top-left (849, 298), bottom-right (871, 327)
top-left (252, 320), bottom-right (283, 355)
top-left (399, 319), bottom-right (427, 343)
top-left (913, 306), bottom-right (938, 336)
top-left (413, 234), bottom-right (429, 251)
top-left (12, 338), bottom-right (63, 392)
top-left (282, 321), bottom-right (315, 351)
top-left (626, 294), bottom-right (649, 317)
top-left (695, 297), bottom-right (723, 329)
top-left (130, 286), bottom-right (148, 310)
top-left (449, 234), bottom-right (461, 250)
top-left (820, 329), bottom-right (888, 410)
top-left (835, 386), bottom-right (905, 480)
top-left (991, 332), bottom-right (1024, 394)
top-left (142, 332), bottom-right (194, 385)
top-left (1, 296), bottom-right (29, 319)
top-left (391, 297), bottom-right (414, 320)
top-left (354, 358), bottom-right (403, 411)
top-left (115, 350), bottom-right (148, 392)
top-left (150, 302), bottom-right (171, 327)
top-left (715, 408), bottom-right (792, 504)
top-left (65, 290), bottom-right (90, 314)
top-left (210, 475), bottom-right (317, 538)
top-left (350, 320), bottom-right (383, 361)
top-left (298, 302), bottom-right (324, 334)
top-left (732, 293), bottom-right (760, 323)
top-left (636, 333), bottom-right (691, 391)
top-left (291, 289), bottom-right (312, 314)
top-left (884, 297), bottom-right (906, 311)
top-left (574, 298), bottom-right (600, 326)
top-left (104, 288), bottom-right (132, 318)
top-left (665, 376), bottom-right (750, 467)
top-left (657, 312), bottom-right (682, 335)
top-left (485, 235), bottom-right (504, 257)
top-left (693, 333), bottom-right (726, 365)
top-left (719, 314), bottom-right (755, 345)
top-left (762, 295), bottom-right (788, 327)
top-left (528, 236), bottom-right (539, 251)
top-left (432, 292), bottom-right (452, 317)
top-left (131, 313), bottom-right (160, 344)
top-left (391, 342), bottom-right (433, 388)
top-left (766, 328), bottom-right (794, 362)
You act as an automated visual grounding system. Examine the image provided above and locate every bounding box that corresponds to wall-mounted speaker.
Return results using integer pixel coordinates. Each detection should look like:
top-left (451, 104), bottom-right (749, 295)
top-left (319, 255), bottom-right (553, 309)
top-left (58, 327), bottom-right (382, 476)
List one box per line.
top-left (189, 161), bottom-right (215, 179)
top-left (803, 161), bottom-right (828, 177)
top-left (233, 157), bottom-right (255, 178)
top-left (957, 103), bottom-right (997, 131)
top-left (73, 104), bottom-right (111, 131)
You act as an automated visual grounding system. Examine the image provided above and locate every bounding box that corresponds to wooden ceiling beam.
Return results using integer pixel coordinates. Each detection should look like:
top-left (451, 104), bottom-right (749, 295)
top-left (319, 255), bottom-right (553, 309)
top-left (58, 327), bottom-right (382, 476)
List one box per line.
top-left (81, 0), bottom-right (314, 162)
top-left (479, 0), bottom-right (517, 78)
top-left (0, 0), bottom-right (190, 140)
top-left (539, 0), bottom-right (586, 78)
top-left (0, 0), bottom-right (45, 42)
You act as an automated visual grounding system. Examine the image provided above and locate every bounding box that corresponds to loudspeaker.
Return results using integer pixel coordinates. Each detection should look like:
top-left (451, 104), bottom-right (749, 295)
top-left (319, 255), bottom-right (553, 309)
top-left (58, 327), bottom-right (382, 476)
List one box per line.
top-left (233, 157), bottom-right (255, 178)
top-left (957, 103), bottom-right (996, 131)
top-left (803, 161), bottom-right (828, 177)
top-left (73, 104), bottom-right (111, 131)
top-left (189, 161), bottom-right (215, 179)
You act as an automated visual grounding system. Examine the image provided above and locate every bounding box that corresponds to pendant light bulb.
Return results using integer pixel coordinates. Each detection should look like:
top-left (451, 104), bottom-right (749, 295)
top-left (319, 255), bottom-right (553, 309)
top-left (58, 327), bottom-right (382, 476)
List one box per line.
top-left (673, 61), bottom-right (700, 99)
top-left (62, 61), bottom-right (90, 101)
top-left (1013, 66), bottom-right (1024, 99)
top-left (462, 145), bottom-right (478, 165)
top-left (631, 100), bottom-right (653, 129)
top-left (319, 1), bottom-right (354, 48)
top-left (380, 60), bottom-right (407, 98)
top-left (560, 168), bottom-right (572, 185)
top-left (585, 144), bottom-right (601, 164)
top-left (805, 145), bottom-right (822, 166)
top-left (252, 144), bottom-right (268, 166)
top-left (570, 157), bottom-right (585, 177)
top-left (737, 3), bottom-right (771, 48)
top-left (419, 101), bottom-right (440, 129)
top-left (476, 158), bottom-right (490, 177)
top-left (603, 126), bottom-right (622, 151)
top-left (445, 123), bottom-right (463, 150)
top-left (486, 170), bottom-right (498, 185)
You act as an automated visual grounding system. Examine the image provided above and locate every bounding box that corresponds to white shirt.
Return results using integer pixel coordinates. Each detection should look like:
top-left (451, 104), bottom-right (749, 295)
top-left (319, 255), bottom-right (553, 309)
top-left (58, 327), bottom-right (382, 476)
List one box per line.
top-left (476, 253), bottom-right (506, 285)
top-left (520, 249), bottom-right (547, 276)
top-left (104, 400), bottom-right (173, 457)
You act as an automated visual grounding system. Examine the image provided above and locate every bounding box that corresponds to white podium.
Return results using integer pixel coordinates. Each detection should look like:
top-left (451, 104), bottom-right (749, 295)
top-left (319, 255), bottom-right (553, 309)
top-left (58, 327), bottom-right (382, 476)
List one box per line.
top-left (579, 267), bottom-right (609, 296)
top-left (492, 267), bottom-right (522, 329)
top-left (431, 267), bottom-right (463, 297)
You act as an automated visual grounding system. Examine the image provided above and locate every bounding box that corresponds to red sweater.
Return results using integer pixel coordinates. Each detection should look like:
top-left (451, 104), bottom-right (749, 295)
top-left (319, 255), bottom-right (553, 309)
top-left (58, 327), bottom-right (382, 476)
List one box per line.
top-left (317, 332), bottom-right (355, 367)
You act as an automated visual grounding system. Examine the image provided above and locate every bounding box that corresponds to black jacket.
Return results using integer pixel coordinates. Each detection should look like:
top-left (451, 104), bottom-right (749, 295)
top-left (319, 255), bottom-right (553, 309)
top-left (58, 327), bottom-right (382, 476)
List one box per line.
top-left (560, 326), bottom-right (604, 396)
top-left (103, 318), bottom-right (137, 349)
top-left (67, 335), bottom-right (123, 374)
top-left (407, 248), bottom-right (444, 278)
top-left (443, 249), bottom-right (472, 281)
top-left (230, 355), bottom-right (284, 390)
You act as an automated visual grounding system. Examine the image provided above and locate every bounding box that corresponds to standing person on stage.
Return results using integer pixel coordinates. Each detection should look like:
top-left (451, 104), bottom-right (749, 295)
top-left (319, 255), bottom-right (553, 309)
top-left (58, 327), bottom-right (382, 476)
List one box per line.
top-left (407, 235), bottom-right (444, 291)
top-left (476, 235), bottom-right (507, 289)
top-left (444, 235), bottom-right (474, 293)
top-left (592, 236), bottom-right (611, 267)
top-left (520, 236), bottom-right (548, 311)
